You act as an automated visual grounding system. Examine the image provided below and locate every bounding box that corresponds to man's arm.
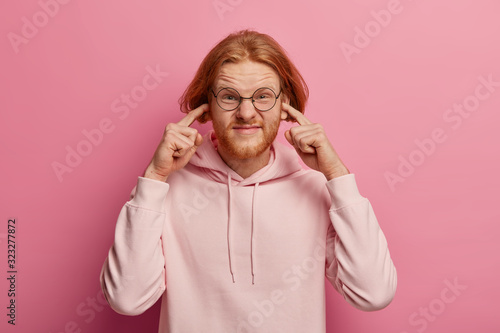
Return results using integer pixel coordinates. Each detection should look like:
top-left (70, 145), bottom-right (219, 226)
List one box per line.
top-left (100, 178), bottom-right (169, 315)
top-left (281, 103), bottom-right (396, 310)
top-left (324, 174), bottom-right (397, 311)
top-left (100, 104), bottom-right (208, 315)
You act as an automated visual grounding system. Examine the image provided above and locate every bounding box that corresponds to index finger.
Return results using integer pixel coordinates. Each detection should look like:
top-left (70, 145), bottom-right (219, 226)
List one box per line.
top-left (177, 104), bottom-right (209, 127)
top-left (281, 102), bottom-right (312, 126)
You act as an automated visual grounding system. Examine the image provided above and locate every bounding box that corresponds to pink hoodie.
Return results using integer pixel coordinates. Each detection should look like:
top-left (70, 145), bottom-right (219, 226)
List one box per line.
top-left (100, 131), bottom-right (397, 332)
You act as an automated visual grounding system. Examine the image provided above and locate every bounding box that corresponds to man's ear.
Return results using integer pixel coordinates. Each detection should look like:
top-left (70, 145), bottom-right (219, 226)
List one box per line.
top-left (195, 106), bottom-right (211, 124)
top-left (282, 94), bottom-right (290, 105)
top-left (204, 106), bottom-right (212, 121)
top-left (281, 94), bottom-right (291, 121)
top-left (196, 101), bottom-right (212, 123)
top-left (280, 109), bottom-right (288, 120)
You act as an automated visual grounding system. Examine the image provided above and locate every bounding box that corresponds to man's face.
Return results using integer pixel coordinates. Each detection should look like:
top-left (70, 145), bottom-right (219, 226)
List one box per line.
top-left (210, 60), bottom-right (285, 160)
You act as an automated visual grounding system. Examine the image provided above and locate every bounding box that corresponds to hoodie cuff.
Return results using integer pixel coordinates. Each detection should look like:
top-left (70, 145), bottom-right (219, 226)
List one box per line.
top-left (326, 173), bottom-right (365, 210)
top-left (129, 177), bottom-right (170, 213)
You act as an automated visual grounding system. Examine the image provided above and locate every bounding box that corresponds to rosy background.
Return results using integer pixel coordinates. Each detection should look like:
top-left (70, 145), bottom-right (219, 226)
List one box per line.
top-left (1, 0), bottom-right (499, 332)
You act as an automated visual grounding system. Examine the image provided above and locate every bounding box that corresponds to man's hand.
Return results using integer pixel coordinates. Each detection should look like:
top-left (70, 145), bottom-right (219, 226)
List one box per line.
top-left (282, 102), bottom-right (350, 181)
top-left (143, 104), bottom-right (209, 182)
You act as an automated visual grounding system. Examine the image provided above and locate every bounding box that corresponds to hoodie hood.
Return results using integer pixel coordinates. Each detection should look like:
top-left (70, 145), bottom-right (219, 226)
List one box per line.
top-left (188, 130), bottom-right (303, 186)
top-left (187, 130), bottom-right (304, 284)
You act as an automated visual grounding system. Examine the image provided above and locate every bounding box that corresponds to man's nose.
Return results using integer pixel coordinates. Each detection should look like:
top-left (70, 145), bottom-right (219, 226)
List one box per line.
top-left (236, 98), bottom-right (258, 120)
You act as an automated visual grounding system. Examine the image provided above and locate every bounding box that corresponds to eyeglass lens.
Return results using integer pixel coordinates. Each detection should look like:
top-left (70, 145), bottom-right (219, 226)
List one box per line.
top-left (216, 87), bottom-right (277, 111)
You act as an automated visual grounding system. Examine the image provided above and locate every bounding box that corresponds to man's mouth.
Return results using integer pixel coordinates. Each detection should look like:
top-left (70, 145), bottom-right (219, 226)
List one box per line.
top-left (232, 124), bottom-right (262, 135)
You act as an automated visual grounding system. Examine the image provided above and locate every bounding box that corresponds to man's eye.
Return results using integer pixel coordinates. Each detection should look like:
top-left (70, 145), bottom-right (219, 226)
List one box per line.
top-left (221, 94), bottom-right (237, 101)
top-left (256, 94), bottom-right (271, 100)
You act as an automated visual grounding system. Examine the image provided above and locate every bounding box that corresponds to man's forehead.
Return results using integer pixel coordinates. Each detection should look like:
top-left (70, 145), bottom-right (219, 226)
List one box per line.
top-left (214, 61), bottom-right (280, 91)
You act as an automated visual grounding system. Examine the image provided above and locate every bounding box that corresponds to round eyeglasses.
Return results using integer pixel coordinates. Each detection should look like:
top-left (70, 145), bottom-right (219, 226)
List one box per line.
top-left (211, 87), bottom-right (282, 112)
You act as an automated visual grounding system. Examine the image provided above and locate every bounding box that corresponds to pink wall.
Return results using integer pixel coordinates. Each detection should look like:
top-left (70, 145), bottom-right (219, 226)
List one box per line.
top-left (1, 0), bottom-right (499, 332)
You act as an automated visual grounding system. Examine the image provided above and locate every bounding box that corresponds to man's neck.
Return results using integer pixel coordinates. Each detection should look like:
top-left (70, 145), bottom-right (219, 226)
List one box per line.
top-left (217, 147), bottom-right (271, 179)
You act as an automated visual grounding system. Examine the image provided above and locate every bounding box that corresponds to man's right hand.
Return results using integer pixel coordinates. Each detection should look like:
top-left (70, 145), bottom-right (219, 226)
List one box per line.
top-left (143, 104), bottom-right (209, 182)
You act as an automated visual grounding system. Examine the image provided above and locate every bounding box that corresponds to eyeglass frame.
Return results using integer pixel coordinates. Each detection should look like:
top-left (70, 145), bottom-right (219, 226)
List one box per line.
top-left (210, 86), bottom-right (282, 112)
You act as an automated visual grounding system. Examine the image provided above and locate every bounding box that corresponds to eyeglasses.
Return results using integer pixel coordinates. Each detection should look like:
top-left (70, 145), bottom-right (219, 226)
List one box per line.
top-left (211, 87), bottom-right (282, 112)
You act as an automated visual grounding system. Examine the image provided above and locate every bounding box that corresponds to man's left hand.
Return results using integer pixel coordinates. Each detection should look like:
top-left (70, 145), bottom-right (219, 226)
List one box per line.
top-left (282, 102), bottom-right (350, 180)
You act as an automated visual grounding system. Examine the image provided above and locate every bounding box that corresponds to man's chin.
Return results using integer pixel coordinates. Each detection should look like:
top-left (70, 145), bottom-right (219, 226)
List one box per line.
top-left (217, 132), bottom-right (266, 159)
top-left (229, 130), bottom-right (263, 144)
top-left (227, 139), bottom-right (270, 160)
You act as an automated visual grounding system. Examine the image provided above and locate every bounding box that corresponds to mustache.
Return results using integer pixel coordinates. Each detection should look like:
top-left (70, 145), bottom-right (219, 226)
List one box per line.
top-left (227, 120), bottom-right (264, 128)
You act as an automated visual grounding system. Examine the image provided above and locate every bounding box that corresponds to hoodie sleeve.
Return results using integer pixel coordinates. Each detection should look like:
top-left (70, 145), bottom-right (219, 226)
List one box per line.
top-left (100, 176), bottom-right (169, 316)
top-left (324, 174), bottom-right (397, 311)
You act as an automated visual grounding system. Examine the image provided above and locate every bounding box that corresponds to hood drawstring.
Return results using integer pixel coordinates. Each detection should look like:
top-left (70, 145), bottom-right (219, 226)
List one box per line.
top-left (226, 172), bottom-right (259, 285)
top-left (250, 183), bottom-right (259, 285)
top-left (226, 173), bottom-right (235, 283)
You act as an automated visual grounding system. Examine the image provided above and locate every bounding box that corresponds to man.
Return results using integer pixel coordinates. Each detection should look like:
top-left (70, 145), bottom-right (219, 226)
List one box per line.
top-left (100, 30), bottom-right (397, 332)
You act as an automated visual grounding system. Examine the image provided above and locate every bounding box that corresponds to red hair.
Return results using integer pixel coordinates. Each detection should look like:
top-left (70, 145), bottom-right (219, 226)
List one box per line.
top-left (179, 29), bottom-right (309, 123)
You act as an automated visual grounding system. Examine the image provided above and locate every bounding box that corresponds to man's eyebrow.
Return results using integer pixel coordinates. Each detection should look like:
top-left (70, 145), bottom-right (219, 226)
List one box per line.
top-left (214, 83), bottom-right (280, 93)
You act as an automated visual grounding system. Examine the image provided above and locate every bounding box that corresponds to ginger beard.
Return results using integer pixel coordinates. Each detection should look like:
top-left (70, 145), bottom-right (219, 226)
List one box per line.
top-left (212, 113), bottom-right (281, 160)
